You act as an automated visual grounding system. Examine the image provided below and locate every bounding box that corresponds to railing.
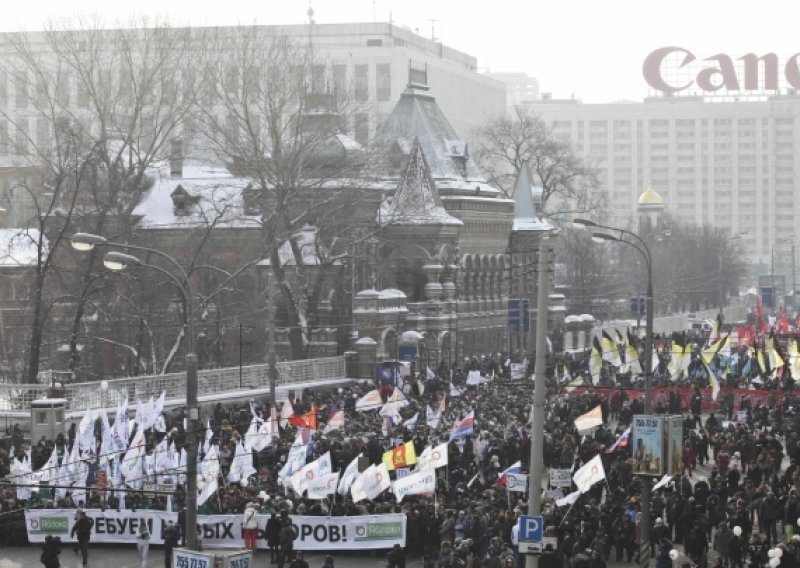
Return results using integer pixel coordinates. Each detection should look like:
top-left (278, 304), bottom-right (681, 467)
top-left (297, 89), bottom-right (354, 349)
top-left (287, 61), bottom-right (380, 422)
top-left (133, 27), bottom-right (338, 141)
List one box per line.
top-left (0, 356), bottom-right (346, 412)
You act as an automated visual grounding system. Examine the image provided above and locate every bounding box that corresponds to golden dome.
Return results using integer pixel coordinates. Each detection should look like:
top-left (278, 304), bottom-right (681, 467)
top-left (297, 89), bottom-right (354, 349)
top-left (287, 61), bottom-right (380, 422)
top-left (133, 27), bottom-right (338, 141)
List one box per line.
top-left (638, 183), bottom-right (664, 206)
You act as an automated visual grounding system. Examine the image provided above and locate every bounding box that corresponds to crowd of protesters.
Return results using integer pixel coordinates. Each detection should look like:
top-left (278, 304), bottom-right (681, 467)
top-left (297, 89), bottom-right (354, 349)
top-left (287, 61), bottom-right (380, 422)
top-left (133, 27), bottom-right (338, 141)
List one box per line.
top-left (2, 341), bottom-right (800, 568)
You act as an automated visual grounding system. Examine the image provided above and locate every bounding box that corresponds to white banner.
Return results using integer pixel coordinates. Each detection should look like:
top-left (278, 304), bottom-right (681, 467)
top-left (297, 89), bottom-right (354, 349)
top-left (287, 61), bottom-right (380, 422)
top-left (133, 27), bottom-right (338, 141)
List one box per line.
top-left (548, 468), bottom-right (573, 488)
top-left (506, 473), bottom-right (529, 492)
top-left (25, 510), bottom-right (406, 551)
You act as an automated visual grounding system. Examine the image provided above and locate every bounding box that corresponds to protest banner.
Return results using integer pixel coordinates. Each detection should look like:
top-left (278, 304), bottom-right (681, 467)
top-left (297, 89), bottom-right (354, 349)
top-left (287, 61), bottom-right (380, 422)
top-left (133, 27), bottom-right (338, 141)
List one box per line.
top-left (25, 510), bottom-right (406, 551)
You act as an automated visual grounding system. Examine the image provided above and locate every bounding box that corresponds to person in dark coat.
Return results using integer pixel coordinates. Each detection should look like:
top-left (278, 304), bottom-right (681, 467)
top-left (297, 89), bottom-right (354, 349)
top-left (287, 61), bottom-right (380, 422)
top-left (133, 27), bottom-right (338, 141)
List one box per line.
top-left (69, 509), bottom-right (94, 567)
top-left (40, 535), bottom-right (62, 568)
top-left (162, 521), bottom-right (180, 568)
top-left (387, 543), bottom-right (407, 568)
top-left (266, 512), bottom-right (282, 563)
top-left (655, 540), bottom-right (673, 568)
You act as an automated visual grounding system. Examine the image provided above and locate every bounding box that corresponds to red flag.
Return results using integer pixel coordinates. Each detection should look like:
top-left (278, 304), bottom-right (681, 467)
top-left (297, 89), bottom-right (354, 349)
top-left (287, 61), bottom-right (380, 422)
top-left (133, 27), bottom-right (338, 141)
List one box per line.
top-left (288, 407), bottom-right (318, 430)
top-left (777, 305), bottom-right (791, 334)
top-left (756, 299), bottom-right (767, 333)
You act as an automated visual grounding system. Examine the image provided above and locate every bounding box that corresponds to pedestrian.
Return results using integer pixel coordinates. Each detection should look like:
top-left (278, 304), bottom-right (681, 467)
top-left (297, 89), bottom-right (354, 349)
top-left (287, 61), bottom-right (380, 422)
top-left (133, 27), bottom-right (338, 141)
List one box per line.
top-left (242, 502), bottom-right (258, 551)
top-left (163, 520), bottom-right (180, 568)
top-left (278, 518), bottom-right (296, 568)
top-left (288, 551), bottom-right (309, 568)
top-left (136, 520), bottom-right (150, 568)
top-left (266, 512), bottom-right (281, 564)
top-left (40, 535), bottom-right (62, 568)
top-left (387, 543), bottom-right (407, 568)
top-left (69, 509), bottom-right (94, 567)
top-left (320, 555), bottom-right (335, 568)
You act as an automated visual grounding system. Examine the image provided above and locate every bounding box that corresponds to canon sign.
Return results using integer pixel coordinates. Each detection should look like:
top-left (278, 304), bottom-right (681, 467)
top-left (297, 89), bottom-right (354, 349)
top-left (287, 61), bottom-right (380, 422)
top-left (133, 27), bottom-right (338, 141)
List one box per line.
top-left (643, 47), bottom-right (800, 93)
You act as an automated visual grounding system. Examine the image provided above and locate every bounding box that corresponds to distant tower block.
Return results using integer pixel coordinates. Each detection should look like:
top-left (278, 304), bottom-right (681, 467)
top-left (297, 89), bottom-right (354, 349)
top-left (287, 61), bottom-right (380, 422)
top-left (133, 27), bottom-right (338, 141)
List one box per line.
top-left (637, 182), bottom-right (665, 230)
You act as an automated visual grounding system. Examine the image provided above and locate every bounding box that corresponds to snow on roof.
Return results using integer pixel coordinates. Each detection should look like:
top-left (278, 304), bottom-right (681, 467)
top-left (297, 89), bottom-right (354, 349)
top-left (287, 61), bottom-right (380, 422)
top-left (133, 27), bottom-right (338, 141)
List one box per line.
top-left (132, 161), bottom-right (261, 229)
top-left (0, 228), bottom-right (46, 267)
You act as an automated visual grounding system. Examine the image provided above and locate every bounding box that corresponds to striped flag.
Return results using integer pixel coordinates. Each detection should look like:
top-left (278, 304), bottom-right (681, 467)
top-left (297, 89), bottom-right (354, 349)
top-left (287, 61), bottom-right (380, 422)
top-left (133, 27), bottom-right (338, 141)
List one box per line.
top-left (604, 427), bottom-right (631, 453)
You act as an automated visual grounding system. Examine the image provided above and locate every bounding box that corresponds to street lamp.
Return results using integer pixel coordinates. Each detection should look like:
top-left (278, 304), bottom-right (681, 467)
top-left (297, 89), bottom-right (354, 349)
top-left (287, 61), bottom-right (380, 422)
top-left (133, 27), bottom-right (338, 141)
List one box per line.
top-left (577, 221), bottom-right (655, 568)
top-left (71, 232), bottom-right (200, 551)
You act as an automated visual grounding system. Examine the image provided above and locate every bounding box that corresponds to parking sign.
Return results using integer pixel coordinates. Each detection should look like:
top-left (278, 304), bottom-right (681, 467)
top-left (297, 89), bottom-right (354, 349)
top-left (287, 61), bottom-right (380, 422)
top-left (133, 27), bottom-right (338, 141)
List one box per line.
top-left (518, 515), bottom-right (543, 542)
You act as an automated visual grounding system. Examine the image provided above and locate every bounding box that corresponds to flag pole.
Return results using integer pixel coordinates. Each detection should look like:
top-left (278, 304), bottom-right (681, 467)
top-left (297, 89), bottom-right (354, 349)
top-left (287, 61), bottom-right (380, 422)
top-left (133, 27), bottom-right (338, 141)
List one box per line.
top-left (559, 495), bottom-right (580, 527)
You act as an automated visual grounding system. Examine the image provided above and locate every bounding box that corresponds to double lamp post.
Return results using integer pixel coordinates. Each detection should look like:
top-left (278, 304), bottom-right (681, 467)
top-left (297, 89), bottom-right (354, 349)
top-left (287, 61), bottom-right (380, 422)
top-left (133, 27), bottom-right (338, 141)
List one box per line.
top-left (573, 218), bottom-right (655, 568)
top-left (70, 232), bottom-right (201, 550)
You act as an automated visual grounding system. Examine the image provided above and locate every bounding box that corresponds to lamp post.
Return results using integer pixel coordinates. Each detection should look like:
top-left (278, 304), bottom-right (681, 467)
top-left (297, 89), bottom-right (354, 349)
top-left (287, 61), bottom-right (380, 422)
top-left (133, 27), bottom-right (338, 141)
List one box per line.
top-left (574, 218), bottom-right (654, 568)
top-left (526, 232), bottom-right (555, 568)
top-left (71, 233), bottom-right (200, 550)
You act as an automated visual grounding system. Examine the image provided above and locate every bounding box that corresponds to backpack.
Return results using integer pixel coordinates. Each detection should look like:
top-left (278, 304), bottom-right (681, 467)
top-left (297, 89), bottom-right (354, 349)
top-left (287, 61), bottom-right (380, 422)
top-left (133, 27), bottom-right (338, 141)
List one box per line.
top-left (280, 524), bottom-right (295, 545)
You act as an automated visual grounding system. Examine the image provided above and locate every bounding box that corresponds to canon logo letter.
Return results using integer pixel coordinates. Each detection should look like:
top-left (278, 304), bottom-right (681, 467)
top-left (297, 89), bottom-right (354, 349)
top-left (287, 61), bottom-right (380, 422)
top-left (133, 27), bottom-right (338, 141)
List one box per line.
top-left (643, 47), bottom-right (800, 93)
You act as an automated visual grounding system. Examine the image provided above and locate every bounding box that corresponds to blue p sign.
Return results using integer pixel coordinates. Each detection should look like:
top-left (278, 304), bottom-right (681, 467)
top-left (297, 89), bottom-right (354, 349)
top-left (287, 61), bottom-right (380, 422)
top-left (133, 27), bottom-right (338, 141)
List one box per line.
top-left (519, 515), bottom-right (543, 542)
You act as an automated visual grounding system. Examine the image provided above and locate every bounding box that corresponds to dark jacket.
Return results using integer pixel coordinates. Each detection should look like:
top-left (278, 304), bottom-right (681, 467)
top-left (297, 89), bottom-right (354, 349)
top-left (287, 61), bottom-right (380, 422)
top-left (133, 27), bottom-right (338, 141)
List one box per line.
top-left (70, 516), bottom-right (94, 542)
top-left (266, 515), bottom-right (282, 547)
top-left (41, 536), bottom-right (61, 568)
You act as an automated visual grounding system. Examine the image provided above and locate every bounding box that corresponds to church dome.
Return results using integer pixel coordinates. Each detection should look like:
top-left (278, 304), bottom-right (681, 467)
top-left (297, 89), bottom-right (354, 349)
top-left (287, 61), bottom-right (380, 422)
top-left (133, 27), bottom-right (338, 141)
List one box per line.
top-left (638, 184), bottom-right (664, 206)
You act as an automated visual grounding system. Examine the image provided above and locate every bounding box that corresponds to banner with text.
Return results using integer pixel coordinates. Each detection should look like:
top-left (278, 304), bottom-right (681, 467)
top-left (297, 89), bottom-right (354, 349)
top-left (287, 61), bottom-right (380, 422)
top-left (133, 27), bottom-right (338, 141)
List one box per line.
top-left (25, 510), bottom-right (406, 551)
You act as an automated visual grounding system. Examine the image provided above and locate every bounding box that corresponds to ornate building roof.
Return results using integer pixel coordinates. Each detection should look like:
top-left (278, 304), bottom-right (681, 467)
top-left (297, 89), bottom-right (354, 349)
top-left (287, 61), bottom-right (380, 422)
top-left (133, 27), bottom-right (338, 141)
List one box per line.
top-left (372, 84), bottom-right (500, 197)
top-left (512, 161), bottom-right (552, 232)
top-left (379, 141), bottom-right (463, 226)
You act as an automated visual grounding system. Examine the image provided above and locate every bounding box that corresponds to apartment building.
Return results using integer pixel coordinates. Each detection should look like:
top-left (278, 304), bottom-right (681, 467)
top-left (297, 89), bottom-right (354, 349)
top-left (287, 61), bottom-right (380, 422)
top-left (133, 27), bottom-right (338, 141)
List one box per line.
top-left (527, 94), bottom-right (800, 271)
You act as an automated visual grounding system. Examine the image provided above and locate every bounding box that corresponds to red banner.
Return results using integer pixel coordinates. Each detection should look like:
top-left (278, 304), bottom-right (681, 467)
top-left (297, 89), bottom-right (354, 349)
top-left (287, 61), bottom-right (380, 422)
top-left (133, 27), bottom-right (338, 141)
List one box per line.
top-left (569, 386), bottom-right (785, 412)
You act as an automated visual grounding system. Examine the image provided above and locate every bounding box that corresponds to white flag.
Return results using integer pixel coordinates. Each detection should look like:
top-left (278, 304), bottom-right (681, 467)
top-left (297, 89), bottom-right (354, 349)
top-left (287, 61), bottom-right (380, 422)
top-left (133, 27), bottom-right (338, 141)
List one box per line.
top-left (417, 442), bottom-right (448, 470)
top-left (280, 399), bottom-right (294, 428)
top-left (392, 468), bottom-right (436, 502)
top-left (350, 464), bottom-right (373, 503)
top-left (291, 451), bottom-right (332, 495)
top-left (572, 454), bottom-right (606, 494)
top-left (337, 454), bottom-right (362, 496)
top-left (324, 411), bottom-right (345, 434)
top-left (364, 462), bottom-right (392, 500)
top-left (77, 409), bottom-right (98, 454)
top-left (426, 367), bottom-right (436, 380)
top-left (425, 405), bottom-right (440, 430)
top-left (307, 472), bottom-right (340, 500)
top-left (652, 473), bottom-right (673, 492)
top-left (574, 405), bottom-right (603, 432)
top-left (356, 389), bottom-right (383, 411)
top-left (556, 489), bottom-right (581, 507)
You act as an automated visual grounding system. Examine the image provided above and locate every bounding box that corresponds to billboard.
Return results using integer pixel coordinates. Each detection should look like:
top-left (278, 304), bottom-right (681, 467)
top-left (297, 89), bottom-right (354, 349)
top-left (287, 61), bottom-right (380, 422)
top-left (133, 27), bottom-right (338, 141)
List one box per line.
top-left (631, 415), bottom-right (664, 476)
top-left (666, 415), bottom-right (684, 475)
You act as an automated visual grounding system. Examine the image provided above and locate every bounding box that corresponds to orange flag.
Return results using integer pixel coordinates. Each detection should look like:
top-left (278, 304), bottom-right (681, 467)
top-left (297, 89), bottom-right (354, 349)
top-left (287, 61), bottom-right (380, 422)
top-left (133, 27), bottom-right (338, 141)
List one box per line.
top-left (288, 407), bottom-right (318, 430)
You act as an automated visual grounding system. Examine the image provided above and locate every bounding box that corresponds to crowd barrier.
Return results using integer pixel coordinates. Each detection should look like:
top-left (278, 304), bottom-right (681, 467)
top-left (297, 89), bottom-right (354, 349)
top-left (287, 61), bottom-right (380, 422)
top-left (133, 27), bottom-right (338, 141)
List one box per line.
top-left (24, 509), bottom-right (406, 550)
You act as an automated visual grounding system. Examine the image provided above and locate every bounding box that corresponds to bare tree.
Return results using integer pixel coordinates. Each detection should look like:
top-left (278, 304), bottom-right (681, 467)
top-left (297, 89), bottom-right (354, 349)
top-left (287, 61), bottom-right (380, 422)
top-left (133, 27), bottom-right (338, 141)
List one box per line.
top-left (473, 105), bottom-right (602, 217)
top-left (0, 19), bottom-right (202, 381)
top-left (192, 28), bottom-right (373, 359)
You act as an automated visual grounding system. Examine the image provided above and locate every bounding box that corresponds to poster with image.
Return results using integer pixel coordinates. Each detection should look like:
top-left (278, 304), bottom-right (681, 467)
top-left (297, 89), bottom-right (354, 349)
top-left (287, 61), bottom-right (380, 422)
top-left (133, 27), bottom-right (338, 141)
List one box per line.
top-left (631, 415), bottom-right (664, 476)
top-left (667, 415), bottom-right (684, 475)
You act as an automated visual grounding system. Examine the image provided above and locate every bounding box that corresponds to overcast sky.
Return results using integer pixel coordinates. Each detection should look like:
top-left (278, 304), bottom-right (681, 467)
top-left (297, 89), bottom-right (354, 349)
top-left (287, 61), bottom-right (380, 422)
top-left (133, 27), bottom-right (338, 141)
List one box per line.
top-left (3, 0), bottom-right (797, 103)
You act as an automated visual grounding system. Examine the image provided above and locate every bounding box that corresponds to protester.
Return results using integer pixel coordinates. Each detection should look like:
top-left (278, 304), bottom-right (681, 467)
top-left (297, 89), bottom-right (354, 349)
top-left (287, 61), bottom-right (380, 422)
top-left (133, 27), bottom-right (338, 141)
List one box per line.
top-left (40, 535), bottom-right (62, 568)
top-left (136, 519), bottom-right (150, 568)
top-left (69, 509), bottom-right (94, 566)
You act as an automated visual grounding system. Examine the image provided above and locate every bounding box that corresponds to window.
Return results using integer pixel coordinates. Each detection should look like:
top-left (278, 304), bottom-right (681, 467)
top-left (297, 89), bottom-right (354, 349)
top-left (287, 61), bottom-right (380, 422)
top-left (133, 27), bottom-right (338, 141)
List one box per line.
top-left (376, 63), bottom-right (390, 102)
top-left (15, 73), bottom-right (27, 109)
top-left (354, 64), bottom-right (368, 102)
top-left (0, 74), bottom-right (7, 106)
top-left (355, 113), bottom-right (369, 146)
top-left (36, 118), bottom-right (49, 151)
top-left (333, 65), bottom-right (346, 98)
top-left (366, 39), bottom-right (383, 46)
top-left (14, 118), bottom-right (28, 156)
top-left (36, 411), bottom-right (48, 425)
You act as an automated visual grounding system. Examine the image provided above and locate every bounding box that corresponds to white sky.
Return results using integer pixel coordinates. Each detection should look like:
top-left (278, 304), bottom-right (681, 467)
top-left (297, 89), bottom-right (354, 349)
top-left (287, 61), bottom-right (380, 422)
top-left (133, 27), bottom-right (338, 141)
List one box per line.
top-left (3, 0), bottom-right (798, 103)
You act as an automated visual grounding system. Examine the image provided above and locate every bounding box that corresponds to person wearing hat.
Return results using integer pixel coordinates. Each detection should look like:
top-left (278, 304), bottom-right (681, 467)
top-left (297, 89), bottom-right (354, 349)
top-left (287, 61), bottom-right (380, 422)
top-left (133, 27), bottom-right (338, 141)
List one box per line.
top-left (69, 509), bottom-right (94, 566)
top-left (242, 501), bottom-right (258, 551)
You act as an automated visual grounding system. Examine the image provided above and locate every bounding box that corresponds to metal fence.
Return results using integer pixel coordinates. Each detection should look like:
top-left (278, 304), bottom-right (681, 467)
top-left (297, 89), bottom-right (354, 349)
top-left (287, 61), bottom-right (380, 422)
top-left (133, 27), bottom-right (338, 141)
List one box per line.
top-left (0, 356), bottom-right (346, 412)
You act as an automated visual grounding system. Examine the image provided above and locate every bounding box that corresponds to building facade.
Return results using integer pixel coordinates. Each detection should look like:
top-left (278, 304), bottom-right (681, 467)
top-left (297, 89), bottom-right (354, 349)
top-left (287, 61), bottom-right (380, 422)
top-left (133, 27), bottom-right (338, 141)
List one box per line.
top-left (527, 94), bottom-right (800, 273)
